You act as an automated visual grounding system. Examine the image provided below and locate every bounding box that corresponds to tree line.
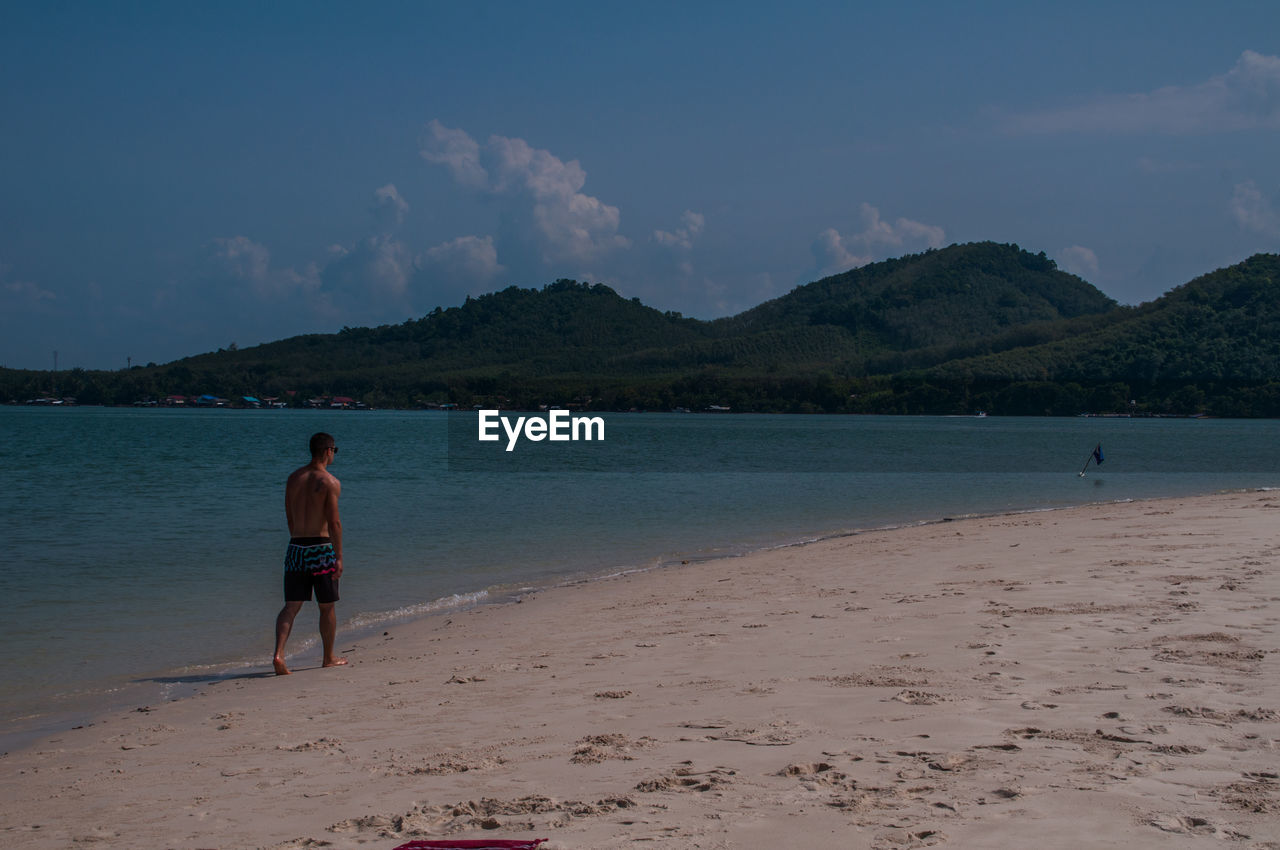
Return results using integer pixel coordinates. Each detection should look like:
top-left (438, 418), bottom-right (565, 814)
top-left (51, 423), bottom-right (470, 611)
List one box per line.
top-left (4, 245), bottom-right (1278, 417)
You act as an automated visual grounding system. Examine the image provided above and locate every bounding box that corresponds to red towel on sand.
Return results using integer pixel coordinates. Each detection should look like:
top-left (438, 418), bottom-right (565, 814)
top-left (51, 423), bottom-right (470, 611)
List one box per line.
top-left (392, 841), bottom-right (546, 850)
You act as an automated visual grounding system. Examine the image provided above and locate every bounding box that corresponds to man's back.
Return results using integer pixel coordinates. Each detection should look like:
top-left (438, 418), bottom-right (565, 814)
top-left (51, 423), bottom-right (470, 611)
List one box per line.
top-left (285, 464), bottom-right (340, 538)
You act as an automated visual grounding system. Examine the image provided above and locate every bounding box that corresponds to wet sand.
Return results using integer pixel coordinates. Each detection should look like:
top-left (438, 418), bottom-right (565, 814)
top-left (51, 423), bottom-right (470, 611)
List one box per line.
top-left (2, 491), bottom-right (1277, 849)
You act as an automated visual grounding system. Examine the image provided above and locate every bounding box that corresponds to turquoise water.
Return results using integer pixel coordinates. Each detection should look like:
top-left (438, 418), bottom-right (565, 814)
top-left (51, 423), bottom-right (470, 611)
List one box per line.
top-left (2, 407), bottom-right (1277, 749)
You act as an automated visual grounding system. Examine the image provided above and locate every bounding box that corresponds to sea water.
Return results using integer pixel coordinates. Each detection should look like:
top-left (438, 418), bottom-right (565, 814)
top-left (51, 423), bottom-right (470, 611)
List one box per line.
top-left (2, 406), bottom-right (1277, 750)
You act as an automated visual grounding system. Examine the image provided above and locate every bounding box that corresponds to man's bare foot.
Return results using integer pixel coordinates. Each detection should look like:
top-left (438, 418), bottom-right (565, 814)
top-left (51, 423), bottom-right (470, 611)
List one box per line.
top-left (273, 657), bottom-right (291, 675)
top-left (322, 657), bottom-right (349, 668)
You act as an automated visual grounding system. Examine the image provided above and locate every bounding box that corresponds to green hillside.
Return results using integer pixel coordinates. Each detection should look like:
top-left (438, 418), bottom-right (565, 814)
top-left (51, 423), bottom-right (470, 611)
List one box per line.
top-left (723, 241), bottom-right (1115, 346)
top-left (188, 280), bottom-right (707, 377)
top-left (630, 242), bottom-right (1119, 377)
top-left (930, 253), bottom-right (1280, 382)
top-left (887, 252), bottom-right (1280, 416)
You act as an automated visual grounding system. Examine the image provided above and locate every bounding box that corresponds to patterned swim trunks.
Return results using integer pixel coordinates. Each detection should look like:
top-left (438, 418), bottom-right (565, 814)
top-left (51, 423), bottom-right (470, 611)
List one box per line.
top-left (283, 536), bottom-right (340, 603)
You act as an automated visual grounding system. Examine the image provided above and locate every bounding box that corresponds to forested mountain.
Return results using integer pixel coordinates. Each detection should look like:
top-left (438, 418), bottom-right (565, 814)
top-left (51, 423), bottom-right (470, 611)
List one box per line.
top-left (189, 279), bottom-right (708, 377)
top-left (4, 243), bottom-right (1279, 416)
top-left (607, 242), bottom-right (1119, 377)
top-left (722, 241), bottom-right (1115, 347)
top-left (904, 252), bottom-right (1280, 416)
top-left (930, 253), bottom-right (1280, 383)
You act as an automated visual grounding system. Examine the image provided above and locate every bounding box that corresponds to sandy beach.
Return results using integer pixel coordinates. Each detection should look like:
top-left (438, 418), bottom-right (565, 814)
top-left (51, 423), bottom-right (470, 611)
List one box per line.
top-left (2, 491), bottom-right (1277, 849)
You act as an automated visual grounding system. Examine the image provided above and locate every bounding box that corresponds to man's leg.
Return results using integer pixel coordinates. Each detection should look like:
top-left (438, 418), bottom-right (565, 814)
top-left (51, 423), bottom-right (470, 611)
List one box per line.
top-left (317, 602), bottom-right (348, 668)
top-left (274, 601), bottom-right (304, 675)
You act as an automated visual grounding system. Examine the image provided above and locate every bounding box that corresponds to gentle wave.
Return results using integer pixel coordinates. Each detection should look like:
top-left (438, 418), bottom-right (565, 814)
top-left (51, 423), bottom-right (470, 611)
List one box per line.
top-left (347, 590), bottom-right (493, 630)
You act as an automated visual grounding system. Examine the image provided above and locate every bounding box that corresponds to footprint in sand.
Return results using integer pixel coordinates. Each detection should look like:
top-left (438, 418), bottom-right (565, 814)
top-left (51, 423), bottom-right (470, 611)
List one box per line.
top-left (708, 723), bottom-right (801, 746)
top-left (571, 732), bottom-right (655, 764)
top-left (276, 737), bottom-right (344, 754)
top-left (1150, 814), bottom-right (1217, 835)
top-left (593, 690), bottom-right (632, 699)
top-left (778, 762), bottom-right (850, 789)
top-left (636, 763), bottom-right (735, 793)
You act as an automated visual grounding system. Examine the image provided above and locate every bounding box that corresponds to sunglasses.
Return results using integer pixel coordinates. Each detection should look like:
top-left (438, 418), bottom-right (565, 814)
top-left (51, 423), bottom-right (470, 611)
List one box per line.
top-left (327, 446), bottom-right (338, 454)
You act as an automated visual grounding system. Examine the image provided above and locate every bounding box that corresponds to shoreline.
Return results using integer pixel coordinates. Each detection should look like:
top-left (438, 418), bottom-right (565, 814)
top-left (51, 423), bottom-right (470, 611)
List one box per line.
top-left (0, 490), bottom-right (1250, 759)
top-left (2, 489), bottom-right (1276, 848)
top-left (0, 492), bottom-right (1152, 758)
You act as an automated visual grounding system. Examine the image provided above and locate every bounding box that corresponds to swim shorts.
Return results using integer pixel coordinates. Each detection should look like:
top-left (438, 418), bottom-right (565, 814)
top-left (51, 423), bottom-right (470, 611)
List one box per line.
top-left (283, 537), bottom-right (340, 603)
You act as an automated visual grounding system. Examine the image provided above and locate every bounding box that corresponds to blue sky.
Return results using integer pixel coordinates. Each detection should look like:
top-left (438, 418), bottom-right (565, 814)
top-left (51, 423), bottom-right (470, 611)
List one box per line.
top-left (2, 1), bottom-right (1278, 370)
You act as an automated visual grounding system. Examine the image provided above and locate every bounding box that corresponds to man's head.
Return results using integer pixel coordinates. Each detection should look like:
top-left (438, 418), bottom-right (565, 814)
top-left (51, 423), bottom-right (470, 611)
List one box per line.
top-left (309, 432), bottom-right (337, 460)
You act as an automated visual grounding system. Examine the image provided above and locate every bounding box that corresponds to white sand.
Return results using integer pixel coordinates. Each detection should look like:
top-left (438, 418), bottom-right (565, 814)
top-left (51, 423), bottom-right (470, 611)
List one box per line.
top-left (2, 491), bottom-right (1277, 849)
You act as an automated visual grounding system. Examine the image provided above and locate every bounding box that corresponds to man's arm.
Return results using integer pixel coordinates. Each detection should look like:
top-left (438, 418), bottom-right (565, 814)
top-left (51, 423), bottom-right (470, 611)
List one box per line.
top-left (325, 478), bottom-right (343, 578)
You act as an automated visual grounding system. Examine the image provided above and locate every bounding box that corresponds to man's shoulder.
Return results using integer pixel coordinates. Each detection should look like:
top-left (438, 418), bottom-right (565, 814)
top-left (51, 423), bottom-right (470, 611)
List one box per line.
top-left (287, 464), bottom-right (337, 487)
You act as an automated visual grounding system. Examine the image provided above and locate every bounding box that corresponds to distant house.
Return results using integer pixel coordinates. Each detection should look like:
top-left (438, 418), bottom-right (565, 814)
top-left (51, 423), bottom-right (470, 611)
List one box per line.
top-left (194, 395), bottom-right (229, 408)
top-left (330, 396), bottom-right (356, 409)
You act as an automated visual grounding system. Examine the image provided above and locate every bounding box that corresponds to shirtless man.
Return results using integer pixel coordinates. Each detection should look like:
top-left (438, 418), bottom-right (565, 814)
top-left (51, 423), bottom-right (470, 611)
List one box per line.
top-left (273, 432), bottom-right (348, 675)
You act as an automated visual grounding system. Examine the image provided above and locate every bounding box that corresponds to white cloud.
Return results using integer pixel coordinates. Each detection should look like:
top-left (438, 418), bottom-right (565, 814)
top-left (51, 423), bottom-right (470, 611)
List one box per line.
top-left (654, 210), bottom-right (705, 250)
top-left (420, 121), bottom-right (630, 267)
top-left (811, 204), bottom-right (946, 277)
top-left (811, 228), bottom-right (872, 278)
top-left (201, 182), bottom-right (489, 327)
top-left (532, 188), bottom-right (628, 265)
top-left (852, 203), bottom-right (946, 250)
top-left (1231, 181), bottom-right (1280, 238)
top-left (1057, 245), bottom-right (1100, 279)
top-left (888, 216), bottom-right (947, 249)
top-left (208, 236), bottom-right (319, 300)
top-left (3, 278), bottom-right (57, 303)
top-left (372, 183), bottom-right (409, 231)
top-left (422, 235), bottom-right (505, 286)
top-left (211, 235), bottom-right (271, 282)
top-left (486, 134), bottom-right (587, 198)
top-left (321, 235), bottom-right (414, 305)
top-left (1000, 50), bottom-right (1280, 136)
top-left (419, 119), bottom-right (488, 188)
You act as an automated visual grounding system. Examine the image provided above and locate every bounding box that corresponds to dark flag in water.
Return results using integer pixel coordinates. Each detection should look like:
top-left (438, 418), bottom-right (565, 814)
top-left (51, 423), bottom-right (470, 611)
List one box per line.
top-left (1079, 442), bottom-right (1105, 477)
